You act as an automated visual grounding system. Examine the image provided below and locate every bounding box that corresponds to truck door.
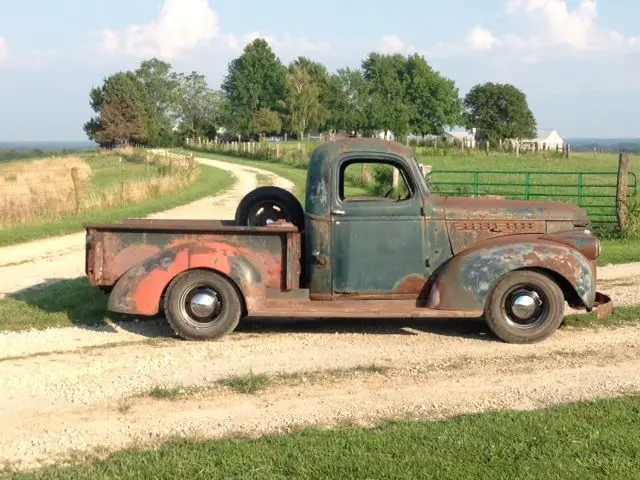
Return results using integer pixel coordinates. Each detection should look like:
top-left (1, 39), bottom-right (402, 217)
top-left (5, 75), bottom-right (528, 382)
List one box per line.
top-left (330, 155), bottom-right (427, 296)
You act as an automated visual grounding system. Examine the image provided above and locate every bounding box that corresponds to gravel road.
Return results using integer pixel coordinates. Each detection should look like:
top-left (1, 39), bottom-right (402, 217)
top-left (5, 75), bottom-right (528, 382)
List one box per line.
top-left (1, 323), bottom-right (638, 471)
top-left (1, 153), bottom-right (639, 473)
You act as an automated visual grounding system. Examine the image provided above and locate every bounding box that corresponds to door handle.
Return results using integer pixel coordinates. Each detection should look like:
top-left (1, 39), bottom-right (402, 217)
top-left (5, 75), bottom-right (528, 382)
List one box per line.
top-left (332, 209), bottom-right (345, 216)
top-left (312, 250), bottom-right (327, 266)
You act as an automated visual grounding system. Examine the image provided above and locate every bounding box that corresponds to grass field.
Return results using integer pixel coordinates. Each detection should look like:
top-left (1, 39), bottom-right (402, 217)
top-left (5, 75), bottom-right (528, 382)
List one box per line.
top-left (12, 395), bottom-right (640, 479)
top-left (0, 153), bottom-right (233, 246)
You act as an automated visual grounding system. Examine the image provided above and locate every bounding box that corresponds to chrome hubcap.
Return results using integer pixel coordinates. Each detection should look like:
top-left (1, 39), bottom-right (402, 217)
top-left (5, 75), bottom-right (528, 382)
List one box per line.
top-left (189, 290), bottom-right (219, 318)
top-left (181, 286), bottom-right (222, 324)
top-left (511, 292), bottom-right (540, 320)
top-left (505, 287), bottom-right (545, 327)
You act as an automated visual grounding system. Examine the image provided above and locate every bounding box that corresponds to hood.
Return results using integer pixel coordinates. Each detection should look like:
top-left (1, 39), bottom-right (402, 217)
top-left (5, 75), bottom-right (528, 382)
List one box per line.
top-left (443, 197), bottom-right (589, 224)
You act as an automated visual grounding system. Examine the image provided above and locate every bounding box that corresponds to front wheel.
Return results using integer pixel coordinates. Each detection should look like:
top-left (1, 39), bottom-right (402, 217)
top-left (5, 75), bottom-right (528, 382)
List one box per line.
top-left (163, 270), bottom-right (242, 341)
top-left (484, 270), bottom-right (565, 344)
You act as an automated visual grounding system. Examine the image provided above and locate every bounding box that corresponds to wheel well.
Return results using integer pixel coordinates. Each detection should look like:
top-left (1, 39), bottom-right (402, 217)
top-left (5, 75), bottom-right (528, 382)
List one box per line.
top-left (517, 267), bottom-right (585, 309)
top-left (159, 268), bottom-right (248, 316)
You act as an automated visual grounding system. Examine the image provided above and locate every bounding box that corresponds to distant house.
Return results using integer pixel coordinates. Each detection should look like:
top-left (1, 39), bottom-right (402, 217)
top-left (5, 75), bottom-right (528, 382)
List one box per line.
top-left (376, 130), bottom-right (395, 141)
top-left (521, 129), bottom-right (564, 151)
top-left (444, 129), bottom-right (476, 149)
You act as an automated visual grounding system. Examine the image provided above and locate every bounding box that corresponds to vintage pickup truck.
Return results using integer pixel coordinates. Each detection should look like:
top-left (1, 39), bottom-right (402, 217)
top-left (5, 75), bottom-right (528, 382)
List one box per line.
top-left (85, 139), bottom-right (612, 344)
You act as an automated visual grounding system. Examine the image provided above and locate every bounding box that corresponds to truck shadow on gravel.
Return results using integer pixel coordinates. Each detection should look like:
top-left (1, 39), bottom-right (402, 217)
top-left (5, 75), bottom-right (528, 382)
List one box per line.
top-left (234, 316), bottom-right (499, 343)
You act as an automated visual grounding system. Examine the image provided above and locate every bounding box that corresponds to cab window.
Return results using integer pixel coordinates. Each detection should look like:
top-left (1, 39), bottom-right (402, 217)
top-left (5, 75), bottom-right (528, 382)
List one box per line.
top-left (338, 159), bottom-right (413, 202)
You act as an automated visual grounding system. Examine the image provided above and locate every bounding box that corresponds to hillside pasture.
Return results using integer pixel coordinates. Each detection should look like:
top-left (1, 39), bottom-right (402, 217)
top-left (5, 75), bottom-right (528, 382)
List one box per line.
top-left (0, 150), bottom-right (198, 230)
top-left (0, 149), bottom-right (234, 246)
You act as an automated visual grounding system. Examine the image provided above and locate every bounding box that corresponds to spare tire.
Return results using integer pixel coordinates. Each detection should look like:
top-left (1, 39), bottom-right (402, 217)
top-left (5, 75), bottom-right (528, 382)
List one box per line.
top-left (234, 186), bottom-right (305, 229)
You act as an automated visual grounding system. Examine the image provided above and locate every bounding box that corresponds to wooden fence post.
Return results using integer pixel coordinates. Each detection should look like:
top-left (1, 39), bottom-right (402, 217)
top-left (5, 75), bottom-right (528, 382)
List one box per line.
top-left (617, 152), bottom-right (630, 233)
top-left (119, 156), bottom-right (124, 199)
top-left (70, 167), bottom-right (81, 214)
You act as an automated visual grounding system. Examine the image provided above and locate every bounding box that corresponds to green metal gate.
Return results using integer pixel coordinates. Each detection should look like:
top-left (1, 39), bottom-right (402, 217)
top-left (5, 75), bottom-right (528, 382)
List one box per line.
top-left (428, 170), bottom-right (638, 227)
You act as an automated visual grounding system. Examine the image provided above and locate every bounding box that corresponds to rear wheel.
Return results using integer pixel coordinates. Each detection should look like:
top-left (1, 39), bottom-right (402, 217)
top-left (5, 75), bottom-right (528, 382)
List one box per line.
top-left (164, 270), bottom-right (242, 341)
top-left (234, 186), bottom-right (304, 229)
top-left (484, 270), bottom-right (565, 344)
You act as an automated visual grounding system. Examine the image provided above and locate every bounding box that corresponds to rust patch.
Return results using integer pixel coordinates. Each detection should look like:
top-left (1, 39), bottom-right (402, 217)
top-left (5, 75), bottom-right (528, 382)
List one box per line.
top-left (392, 274), bottom-right (428, 295)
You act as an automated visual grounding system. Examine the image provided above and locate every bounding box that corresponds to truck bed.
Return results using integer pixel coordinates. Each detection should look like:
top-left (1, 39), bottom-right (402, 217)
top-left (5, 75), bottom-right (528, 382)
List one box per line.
top-left (85, 219), bottom-right (301, 294)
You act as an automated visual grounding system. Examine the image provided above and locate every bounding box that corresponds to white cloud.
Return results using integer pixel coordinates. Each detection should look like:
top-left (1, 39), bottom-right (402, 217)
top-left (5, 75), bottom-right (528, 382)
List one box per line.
top-left (503, 0), bottom-right (629, 52)
top-left (466, 26), bottom-right (498, 51)
top-left (0, 36), bottom-right (8, 63)
top-left (0, 36), bottom-right (56, 69)
top-left (101, 0), bottom-right (221, 59)
top-left (378, 34), bottom-right (407, 54)
top-left (435, 0), bottom-right (640, 62)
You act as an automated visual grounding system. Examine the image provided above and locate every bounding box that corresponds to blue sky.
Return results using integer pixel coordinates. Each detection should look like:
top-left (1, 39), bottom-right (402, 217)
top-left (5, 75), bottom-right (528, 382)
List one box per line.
top-left (1, 0), bottom-right (639, 141)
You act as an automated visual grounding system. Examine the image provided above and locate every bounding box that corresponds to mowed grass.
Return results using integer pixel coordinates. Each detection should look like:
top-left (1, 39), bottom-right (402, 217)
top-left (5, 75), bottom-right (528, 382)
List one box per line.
top-left (13, 395), bottom-right (640, 479)
top-left (0, 162), bottom-right (234, 246)
top-left (0, 278), bottom-right (112, 332)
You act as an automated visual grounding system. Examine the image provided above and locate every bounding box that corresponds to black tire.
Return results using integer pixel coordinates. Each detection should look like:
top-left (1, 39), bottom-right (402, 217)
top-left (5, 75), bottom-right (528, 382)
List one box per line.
top-left (484, 270), bottom-right (565, 344)
top-left (234, 186), bottom-right (304, 229)
top-left (163, 270), bottom-right (242, 341)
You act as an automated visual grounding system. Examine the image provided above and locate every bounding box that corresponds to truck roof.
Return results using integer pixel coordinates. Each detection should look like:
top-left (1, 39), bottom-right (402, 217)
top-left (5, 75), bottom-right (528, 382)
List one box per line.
top-left (304, 138), bottom-right (416, 217)
top-left (311, 138), bottom-right (413, 162)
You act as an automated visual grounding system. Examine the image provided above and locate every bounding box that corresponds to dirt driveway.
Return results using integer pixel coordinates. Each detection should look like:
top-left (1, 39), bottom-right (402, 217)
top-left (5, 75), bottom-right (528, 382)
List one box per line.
top-left (0, 154), bottom-right (639, 473)
top-left (1, 320), bottom-right (638, 472)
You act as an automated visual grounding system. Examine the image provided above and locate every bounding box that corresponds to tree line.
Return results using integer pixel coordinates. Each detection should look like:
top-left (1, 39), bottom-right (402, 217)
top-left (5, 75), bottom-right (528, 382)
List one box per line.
top-left (85, 38), bottom-right (537, 147)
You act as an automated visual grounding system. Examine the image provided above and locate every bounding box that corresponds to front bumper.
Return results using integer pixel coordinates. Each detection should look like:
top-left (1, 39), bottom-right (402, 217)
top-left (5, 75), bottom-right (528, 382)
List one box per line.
top-left (593, 292), bottom-right (613, 320)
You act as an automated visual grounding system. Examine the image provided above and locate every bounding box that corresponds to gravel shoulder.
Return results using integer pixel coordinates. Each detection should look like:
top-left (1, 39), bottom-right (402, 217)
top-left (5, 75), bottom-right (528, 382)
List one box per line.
top-left (0, 156), bottom-right (293, 299)
top-left (1, 323), bottom-right (638, 471)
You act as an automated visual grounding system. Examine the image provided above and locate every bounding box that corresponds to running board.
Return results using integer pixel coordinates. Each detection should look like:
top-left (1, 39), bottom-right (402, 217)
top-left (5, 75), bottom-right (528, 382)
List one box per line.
top-left (250, 299), bottom-right (483, 319)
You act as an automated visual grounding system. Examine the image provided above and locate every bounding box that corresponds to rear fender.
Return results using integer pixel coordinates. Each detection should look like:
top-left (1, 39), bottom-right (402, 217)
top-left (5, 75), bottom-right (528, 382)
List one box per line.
top-left (107, 242), bottom-right (265, 316)
top-left (426, 238), bottom-right (595, 312)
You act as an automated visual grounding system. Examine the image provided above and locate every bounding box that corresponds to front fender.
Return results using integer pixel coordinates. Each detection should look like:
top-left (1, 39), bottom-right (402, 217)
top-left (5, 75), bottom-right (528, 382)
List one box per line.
top-left (426, 237), bottom-right (596, 312)
top-left (107, 242), bottom-right (266, 316)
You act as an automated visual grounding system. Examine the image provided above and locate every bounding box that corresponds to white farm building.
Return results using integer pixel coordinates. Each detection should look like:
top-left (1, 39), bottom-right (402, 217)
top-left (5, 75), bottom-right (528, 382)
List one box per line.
top-left (521, 129), bottom-right (564, 151)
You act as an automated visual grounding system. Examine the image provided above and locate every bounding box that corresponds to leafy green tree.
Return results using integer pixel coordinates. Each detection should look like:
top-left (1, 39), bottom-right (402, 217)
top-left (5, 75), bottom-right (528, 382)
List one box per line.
top-left (282, 65), bottom-right (323, 139)
top-left (135, 58), bottom-right (181, 145)
top-left (405, 54), bottom-right (461, 135)
top-left (362, 53), bottom-right (411, 137)
top-left (291, 57), bottom-right (330, 131)
top-left (221, 39), bottom-right (287, 136)
top-left (84, 71), bottom-right (150, 147)
top-left (250, 109), bottom-right (282, 138)
top-left (326, 68), bottom-right (370, 134)
top-left (463, 82), bottom-right (537, 143)
top-left (175, 71), bottom-right (222, 139)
